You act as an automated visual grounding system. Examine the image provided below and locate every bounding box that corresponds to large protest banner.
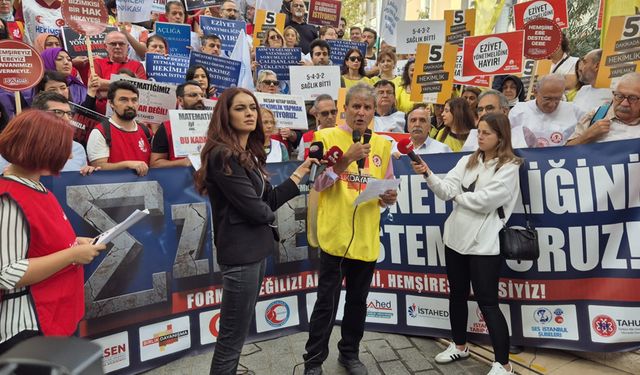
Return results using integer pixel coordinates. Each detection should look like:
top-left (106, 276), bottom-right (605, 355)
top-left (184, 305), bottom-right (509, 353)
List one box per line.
top-left (379, 0), bottom-right (406, 46)
top-left (167, 110), bottom-right (211, 157)
top-left (190, 51), bottom-right (241, 95)
top-left (594, 15), bottom-right (640, 89)
top-left (62, 26), bottom-right (118, 59)
top-left (44, 139), bottom-right (640, 374)
top-left (155, 22), bottom-right (191, 56)
top-left (444, 9), bottom-right (476, 47)
top-left (199, 16), bottom-right (247, 56)
top-left (289, 65), bottom-right (341, 101)
top-left (108, 75), bottom-right (176, 124)
top-left (307, 0), bottom-right (341, 28)
top-left (395, 20), bottom-right (446, 55)
top-left (146, 54), bottom-right (191, 85)
top-left (462, 31), bottom-right (525, 77)
top-left (513, 0), bottom-right (569, 30)
top-left (326, 39), bottom-right (367, 66)
top-left (410, 43), bottom-right (457, 104)
top-left (254, 93), bottom-right (308, 129)
top-left (253, 9), bottom-right (287, 47)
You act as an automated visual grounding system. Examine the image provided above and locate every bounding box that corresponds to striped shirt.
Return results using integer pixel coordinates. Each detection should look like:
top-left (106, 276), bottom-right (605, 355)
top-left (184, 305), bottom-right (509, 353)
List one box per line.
top-left (0, 175), bottom-right (43, 344)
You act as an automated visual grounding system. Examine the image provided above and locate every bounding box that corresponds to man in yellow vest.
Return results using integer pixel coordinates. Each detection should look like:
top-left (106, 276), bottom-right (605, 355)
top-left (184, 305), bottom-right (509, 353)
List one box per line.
top-left (303, 83), bottom-right (398, 375)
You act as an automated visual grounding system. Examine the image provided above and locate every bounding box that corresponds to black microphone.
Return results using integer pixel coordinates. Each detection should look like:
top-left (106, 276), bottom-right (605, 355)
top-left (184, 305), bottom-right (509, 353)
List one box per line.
top-left (352, 129), bottom-right (361, 144)
top-left (307, 141), bottom-right (324, 185)
top-left (357, 129), bottom-right (372, 169)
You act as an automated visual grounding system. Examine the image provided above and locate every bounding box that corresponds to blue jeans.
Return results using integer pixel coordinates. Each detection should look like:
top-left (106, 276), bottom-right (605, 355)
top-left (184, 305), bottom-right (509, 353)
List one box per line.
top-left (209, 259), bottom-right (266, 375)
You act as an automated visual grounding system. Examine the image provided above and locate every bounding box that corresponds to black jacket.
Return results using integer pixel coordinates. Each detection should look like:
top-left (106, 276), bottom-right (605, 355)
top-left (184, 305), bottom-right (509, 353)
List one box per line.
top-left (205, 146), bottom-right (300, 265)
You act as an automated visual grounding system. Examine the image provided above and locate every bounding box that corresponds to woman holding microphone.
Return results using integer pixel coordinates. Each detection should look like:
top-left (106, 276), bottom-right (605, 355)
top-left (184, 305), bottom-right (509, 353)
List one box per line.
top-left (194, 88), bottom-right (318, 375)
top-left (411, 113), bottom-right (521, 375)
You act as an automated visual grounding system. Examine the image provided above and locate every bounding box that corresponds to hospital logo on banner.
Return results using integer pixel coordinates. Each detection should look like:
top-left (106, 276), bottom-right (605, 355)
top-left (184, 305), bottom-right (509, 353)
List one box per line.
top-left (589, 306), bottom-right (640, 343)
top-left (199, 309), bottom-right (221, 345)
top-left (365, 292), bottom-right (397, 324)
top-left (255, 296), bottom-right (300, 333)
top-left (405, 295), bottom-right (450, 330)
top-left (139, 316), bottom-right (191, 361)
top-left (521, 305), bottom-right (578, 340)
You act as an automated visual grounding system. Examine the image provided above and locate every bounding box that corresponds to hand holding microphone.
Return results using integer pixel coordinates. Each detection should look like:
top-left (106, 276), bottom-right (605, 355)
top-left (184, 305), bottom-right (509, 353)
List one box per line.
top-left (397, 138), bottom-right (431, 177)
top-left (307, 142), bottom-right (324, 185)
top-left (348, 129), bottom-right (371, 169)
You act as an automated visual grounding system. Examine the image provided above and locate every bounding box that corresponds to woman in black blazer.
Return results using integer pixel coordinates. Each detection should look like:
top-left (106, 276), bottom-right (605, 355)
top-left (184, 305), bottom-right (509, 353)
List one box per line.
top-left (195, 87), bottom-right (317, 375)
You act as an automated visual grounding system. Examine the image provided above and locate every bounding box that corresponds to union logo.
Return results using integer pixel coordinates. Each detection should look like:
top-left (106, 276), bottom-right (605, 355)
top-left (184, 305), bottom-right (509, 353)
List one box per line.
top-left (265, 300), bottom-right (290, 327)
top-left (592, 314), bottom-right (617, 337)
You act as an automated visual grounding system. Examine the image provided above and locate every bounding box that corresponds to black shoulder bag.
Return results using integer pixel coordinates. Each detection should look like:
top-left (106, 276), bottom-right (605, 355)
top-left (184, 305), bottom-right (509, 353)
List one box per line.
top-left (497, 167), bottom-right (540, 260)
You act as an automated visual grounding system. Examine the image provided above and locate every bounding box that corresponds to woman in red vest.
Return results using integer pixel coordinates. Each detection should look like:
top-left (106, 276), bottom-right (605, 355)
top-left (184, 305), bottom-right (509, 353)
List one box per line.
top-left (0, 110), bottom-right (106, 356)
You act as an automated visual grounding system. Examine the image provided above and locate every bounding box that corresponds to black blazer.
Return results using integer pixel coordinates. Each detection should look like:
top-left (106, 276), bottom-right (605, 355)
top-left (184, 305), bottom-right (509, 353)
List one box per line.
top-left (205, 146), bottom-right (300, 265)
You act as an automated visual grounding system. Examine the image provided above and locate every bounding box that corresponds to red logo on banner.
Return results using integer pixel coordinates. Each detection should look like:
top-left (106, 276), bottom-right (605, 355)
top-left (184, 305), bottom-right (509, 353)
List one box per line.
top-left (208, 312), bottom-right (221, 338)
top-left (514, 0), bottom-right (569, 30)
top-left (0, 40), bottom-right (44, 91)
top-left (462, 31), bottom-right (524, 77)
top-left (592, 314), bottom-right (617, 337)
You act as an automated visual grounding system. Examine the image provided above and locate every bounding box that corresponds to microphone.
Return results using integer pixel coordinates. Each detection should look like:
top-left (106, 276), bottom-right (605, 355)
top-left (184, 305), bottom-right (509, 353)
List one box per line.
top-left (397, 138), bottom-right (427, 175)
top-left (352, 129), bottom-right (361, 144)
top-left (307, 141), bottom-right (324, 185)
top-left (357, 129), bottom-right (372, 169)
top-left (323, 146), bottom-right (343, 167)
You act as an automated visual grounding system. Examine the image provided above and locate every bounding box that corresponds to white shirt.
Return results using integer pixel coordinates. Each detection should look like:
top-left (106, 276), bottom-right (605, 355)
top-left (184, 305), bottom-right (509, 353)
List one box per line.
top-left (509, 100), bottom-right (581, 147)
top-left (86, 120), bottom-right (140, 162)
top-left (374, 111), bottom-right (406, 133)
top-left (551, 54), bottom-right (579, 75)
top-left (425, 155), bottom-right (520, 256)
top-left (22, 1), bottom-right (63, 45)
top-left (572, 85), bottom-right (612, 118)
top-left (570, 105), bottom-right (640, 143)
top-left (461, 127), bottom-right (528, 152)
top-left (392, 137), bottom-right (451, 155)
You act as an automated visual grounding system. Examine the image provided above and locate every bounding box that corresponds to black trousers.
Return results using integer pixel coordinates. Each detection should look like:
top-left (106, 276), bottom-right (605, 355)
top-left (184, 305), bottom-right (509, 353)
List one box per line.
top-left (303, 251), bottom-right (376, 368)
top-left (445, 246), bottom-right (510, 365)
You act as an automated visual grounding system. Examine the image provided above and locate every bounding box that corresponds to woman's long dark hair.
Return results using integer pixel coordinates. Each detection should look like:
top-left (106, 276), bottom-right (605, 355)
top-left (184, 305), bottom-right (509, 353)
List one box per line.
top-left (401, 59), bottom-right (415, 89)
top-left (341, 48), bottom-right (366, 77)
top-left (195, 88), bottom-right (267, 195)
top-left (438, 97), bottom-right (475, 141)
top-left (467, 113), bottom-right (522, 170)
top-left (186, 64), bottom-right (210, 91)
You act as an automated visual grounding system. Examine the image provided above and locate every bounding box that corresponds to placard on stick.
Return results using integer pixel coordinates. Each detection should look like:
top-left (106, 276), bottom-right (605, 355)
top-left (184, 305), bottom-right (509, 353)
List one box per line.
top-left (0, 40), bottom-right (44, 113)
top-left (61, 0), bottom-right (109, 77)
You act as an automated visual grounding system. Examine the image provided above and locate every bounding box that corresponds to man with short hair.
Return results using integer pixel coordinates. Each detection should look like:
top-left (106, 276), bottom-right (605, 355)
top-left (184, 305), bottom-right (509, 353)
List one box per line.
top-left (298, 94), bottom-right (338, 160)
top-left (393, 105), bottom-right (451, 156)
top-left (303, 83), bottom-right (397, 375)
top-left (150, 81), bottom-right (205, 168)
top-left (568, 72), bottom-right (640, 145)
top-left (373, 80), bottom-right (404, 133)
top-left (362, 28), bottom-right (377, 60)
top-left (509, 74), bottom-right (582, 147)
top-left (338, 17), bottom-right (347, 39)
top-left (349, 26), bottom-right (362, 42)
top-left (220, 0), bottom-right (239, 20)
top-left (286, 0), bottom-right (318, 54)
top-left (573, 49), bottom-right (612, 116)
top-left (309, 39), bottom-right (331, 66)
top-left (87, 81), bottom-right (151, 176)
top-left (201, 34), bottom-right (222, 56)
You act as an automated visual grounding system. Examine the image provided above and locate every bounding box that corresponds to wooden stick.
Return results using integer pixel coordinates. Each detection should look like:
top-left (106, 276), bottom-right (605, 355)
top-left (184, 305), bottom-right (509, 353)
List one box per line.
top-left (526, 60), bottom-right (539, 100)
top-left (14, 91), bottom-right (21, 115)
top-left (85, 35), bottom-right (95, 77)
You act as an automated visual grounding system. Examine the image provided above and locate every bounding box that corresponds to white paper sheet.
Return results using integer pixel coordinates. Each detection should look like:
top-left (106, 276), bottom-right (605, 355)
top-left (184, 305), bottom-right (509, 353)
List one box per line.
top-left (93, 209), bottom-right (150, 245)
top-left (354, 178), bottom-right (400, 206)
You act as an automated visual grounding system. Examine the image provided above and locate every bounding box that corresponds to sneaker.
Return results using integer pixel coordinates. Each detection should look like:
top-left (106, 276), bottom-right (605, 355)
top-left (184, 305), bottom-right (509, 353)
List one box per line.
top-left (303, 365), bottom-right (323, 375)
top-left (434, 342), bottom-right (470, 364)
top-left (337, 354), bottom-right (368, 375)
top-left (487, 362), bottom-right (514, 375)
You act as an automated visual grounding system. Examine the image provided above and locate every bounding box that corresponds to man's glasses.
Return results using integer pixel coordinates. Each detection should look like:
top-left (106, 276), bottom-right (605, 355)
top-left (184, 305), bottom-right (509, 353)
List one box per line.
top-left (47, 109), bottom-right (73, 119)
top-left (612, 92), bottom-right (639, 104)
top-left (261, 80), bottom-right (279, 86)
top-left (107, 42), bottom-right (126, 47)
top-left (319, 109), bottom-right (338, 117)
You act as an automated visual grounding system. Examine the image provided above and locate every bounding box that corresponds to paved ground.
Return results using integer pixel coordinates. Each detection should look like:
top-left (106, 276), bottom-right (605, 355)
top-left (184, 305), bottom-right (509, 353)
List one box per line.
top-left (144, 328), bottom-right (490, 375)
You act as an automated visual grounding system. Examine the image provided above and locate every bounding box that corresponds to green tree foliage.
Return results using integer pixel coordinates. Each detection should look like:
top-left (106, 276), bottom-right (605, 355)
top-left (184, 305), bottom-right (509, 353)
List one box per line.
top-left (341, 0), bottom-right (365, 27)
top-left (566, 0), bottom-right (601, 57)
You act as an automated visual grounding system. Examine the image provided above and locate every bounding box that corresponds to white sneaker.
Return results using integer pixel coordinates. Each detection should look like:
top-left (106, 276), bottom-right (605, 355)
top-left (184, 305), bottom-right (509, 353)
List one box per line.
top-left (434, 342), bottom-right (470, 364)
top-left (487, 362), bottom-right (514, 375)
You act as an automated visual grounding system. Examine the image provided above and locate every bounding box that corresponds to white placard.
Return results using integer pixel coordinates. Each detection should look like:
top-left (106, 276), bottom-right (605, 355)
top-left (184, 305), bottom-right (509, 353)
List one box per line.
top-left (254, 92), bottom-right (308, 130)
top-left (108, 75), bottom-right (176, 124)
top-left (379, 0), bottom-right (406, 46)
top-left (395, 20), bottom-right (446, 54)
top-left (289, 65), bottom-right (341, 101)
top-left (116, 0), bottom-right (153, 23)
top-left (168, 110), bottom-right (211, 157)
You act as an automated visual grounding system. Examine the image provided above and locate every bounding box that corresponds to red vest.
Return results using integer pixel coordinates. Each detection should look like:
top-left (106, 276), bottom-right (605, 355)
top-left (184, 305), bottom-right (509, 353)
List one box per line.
top-left (162, 121), bottom-right (185, 161)
top-left (96, 123), bottom-right (151, 164)
top-left (0, 178), bottom-right (82, 336)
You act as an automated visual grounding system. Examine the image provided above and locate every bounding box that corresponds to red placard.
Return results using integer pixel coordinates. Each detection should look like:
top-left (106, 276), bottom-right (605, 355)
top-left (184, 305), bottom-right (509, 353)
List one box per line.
top-left (0, 40), bottom-right (44, 91)
top-left (514, 0), bottom-right (568, 30)
top-left (61, 0), bottom-right (109, 36)
top-left (454, 48), bottom-right (491, 87)
top-left (462, 31), bottom-right (524, 77)
top-left (523, 18), bottom-right (562, 60)
top-left (307, 0), bottom-right (342, 28)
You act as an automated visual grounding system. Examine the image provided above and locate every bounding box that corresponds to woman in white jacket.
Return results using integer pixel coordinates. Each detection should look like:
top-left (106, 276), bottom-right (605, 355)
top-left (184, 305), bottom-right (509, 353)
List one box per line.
top-left (412, 113), bottom-right (521, 375)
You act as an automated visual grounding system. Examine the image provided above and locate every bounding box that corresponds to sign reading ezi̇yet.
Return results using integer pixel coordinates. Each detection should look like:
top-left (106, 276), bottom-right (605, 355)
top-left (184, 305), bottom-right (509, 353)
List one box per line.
top-left (462, 31), bottom-right (525, 76)
top-left (514, 0), bottom-right (569, 30)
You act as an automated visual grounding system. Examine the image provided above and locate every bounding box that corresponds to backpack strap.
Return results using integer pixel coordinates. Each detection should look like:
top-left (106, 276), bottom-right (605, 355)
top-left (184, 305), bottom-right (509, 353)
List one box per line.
top-left (99, 121), bottom-right (152, 148)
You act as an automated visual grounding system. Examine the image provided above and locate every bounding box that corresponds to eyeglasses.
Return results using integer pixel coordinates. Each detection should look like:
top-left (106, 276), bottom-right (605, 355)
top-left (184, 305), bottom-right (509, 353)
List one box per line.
top-left (477, 105), bottom-right (496, 114)
top-left (261, 79), bottom-right (279, 86)
top-left (47, 109), bottom-right (73, 119)
top-left (107, 42), bottom-right (126, 47)
top-left (319, 109), bottom-right (338, 117)
top-left (348, 56), bottom-right (362, 62)
top-left (612, 92), bottom-right (640, 104)
top-left (269, 34), bottom-right (282, 40)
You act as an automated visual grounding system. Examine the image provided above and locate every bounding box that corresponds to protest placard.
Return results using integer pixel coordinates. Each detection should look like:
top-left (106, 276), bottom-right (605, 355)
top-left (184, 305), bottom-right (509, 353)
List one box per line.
top-left (254, 93), bottom-right (308, 130)
top-left (379, 0), bottom-right (406, 46)
top-left (326, 39), bottom-right (367, 66)
top-left (519, 58), bottom-right (553, 100)
top-left (395, 59), bottom-right (409, 77)
top-left (395, 20), bottom-right (446, 55)
top-left (155, 22), bottom-right (191, 56)
top-left (0, 40), bottom-right (43, 112)
top-left (190, 51), bottom-right (241, 95)
top-left (256, 47), bottom-right (302, 83)
top-left (410, 43), bottom-right (457, 104)
top-left (307, 0), bottom-right (341, 28)
top-left (167, 110), bottom-right (211, 157)
top-left (199, 16), bottom-right (247, 56)
top-left (152, 0), bottom-right (166, 13)
top-left (454, 48), bottom-right (490, 88)
top-left (256, 0), bottom-right (283, 13)
top-left (595, 15), bottom-right (640, 89)
top-left (69, 103), bottom-right (109, 145)
top-left (185, 0), bottom-right (223, 11)
top-left (523, 18), bottom-right (562, 60)
top-left (514, 0), bottom-right (568, 30)
top-left (62, 26), bottom-right (117, 59)
top-left (253, 9), bottom-right (286, 47)
top-left (289, 65), bottom-right (341, 101)
top-left (108, 75), bottom-right (177, 124)
top-left (444, 9), bottom-right (476, 47)
top-left (62, 0), bottom-right (109, 36)
top-left (117, 0), bottom-right (153, 23)
top-left (462, 31), bottom-right (525, 76)
top-left (146, 54), bottom-right (190, 85)
top-left (336, 88), bottom-right (347, 127)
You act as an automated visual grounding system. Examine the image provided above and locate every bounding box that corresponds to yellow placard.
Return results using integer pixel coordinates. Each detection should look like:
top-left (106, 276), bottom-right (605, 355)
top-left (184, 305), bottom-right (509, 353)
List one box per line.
top-left (599, 0), bottom-right (640, 47)
top-left (410, 43), bottom-right (457, 104)
top-left (474, 0), bottom-right (506, 36)
top-left (595, 15), bottom-right (640, 89)
top-left (253, 9), bottom-right (286, 48)
top-left (444, 9), bottom-right (476, 47)
top-left (336, 87), bottom-right (347, 127)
